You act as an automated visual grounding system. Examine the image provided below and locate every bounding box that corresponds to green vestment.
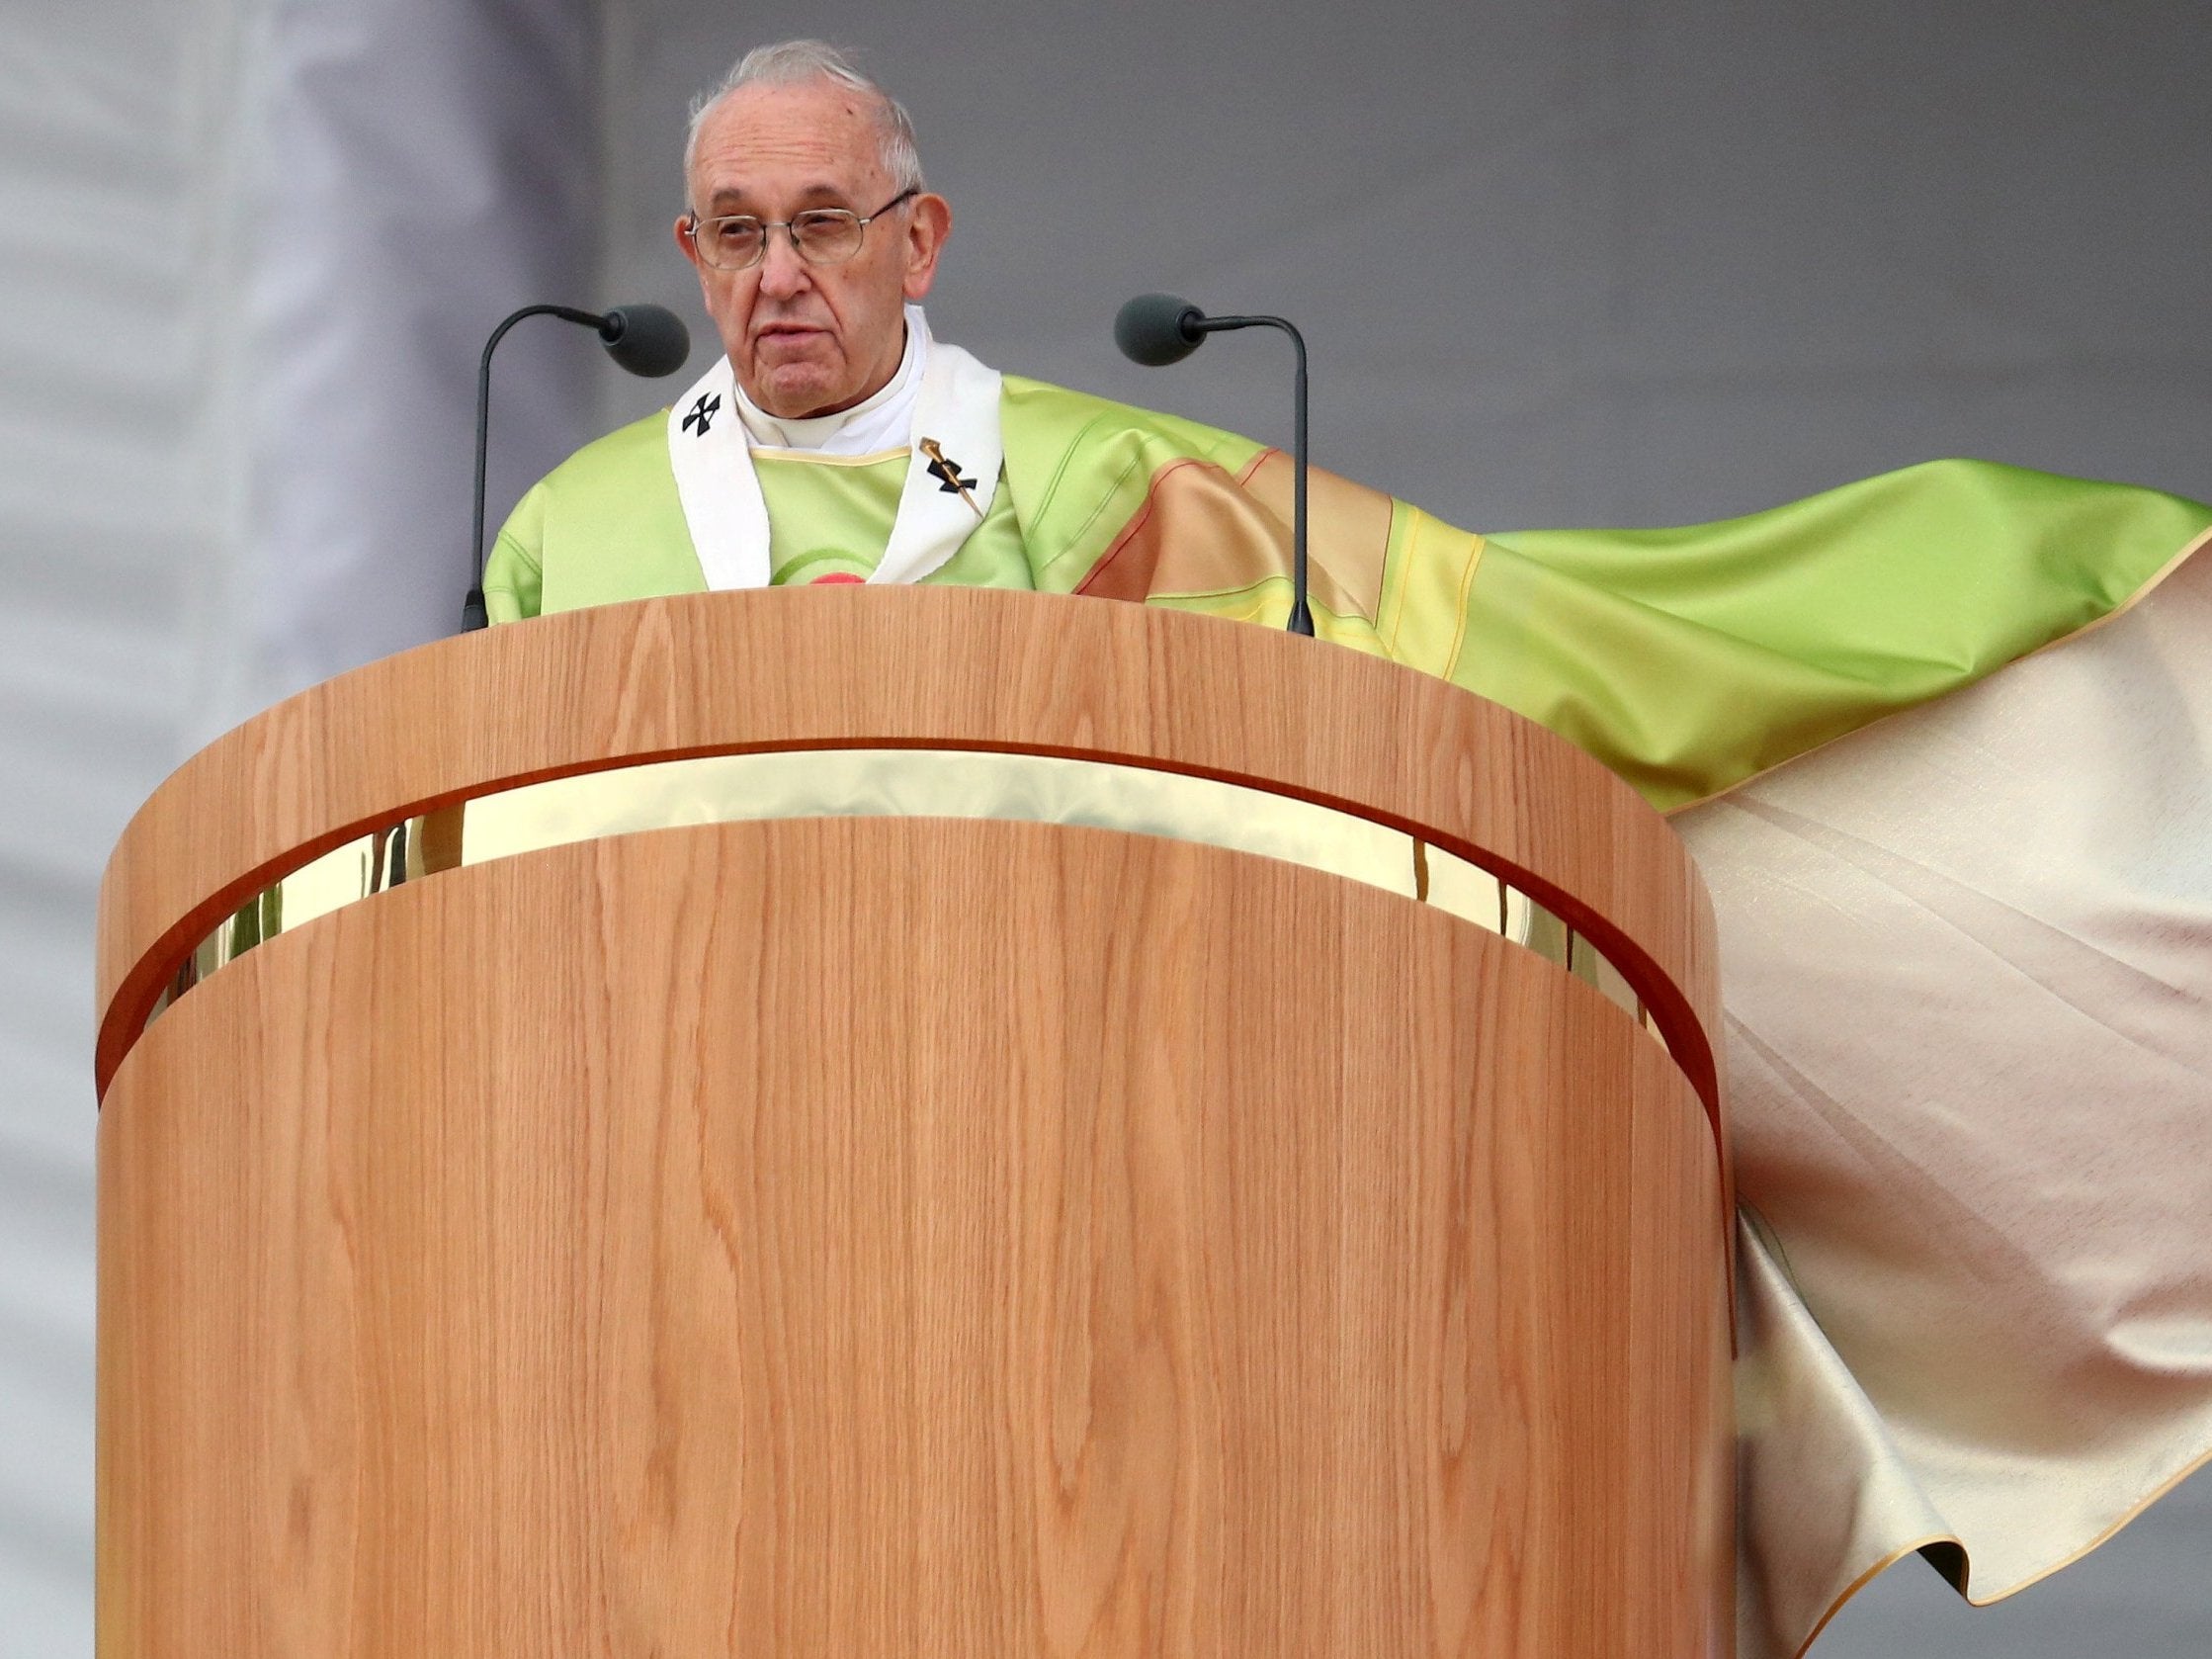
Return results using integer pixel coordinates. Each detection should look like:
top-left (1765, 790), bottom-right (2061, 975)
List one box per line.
top-left (487, 375), bottom-right (2212, 812)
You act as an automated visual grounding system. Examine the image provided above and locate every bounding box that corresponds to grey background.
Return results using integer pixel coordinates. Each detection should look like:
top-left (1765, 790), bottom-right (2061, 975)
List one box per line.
top-left (3, 0), bottom-right (2207, 1653)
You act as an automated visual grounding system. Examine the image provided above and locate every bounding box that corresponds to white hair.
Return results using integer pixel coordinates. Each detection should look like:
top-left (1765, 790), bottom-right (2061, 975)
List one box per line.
top-left (685, 40), bottom-right (926, 197)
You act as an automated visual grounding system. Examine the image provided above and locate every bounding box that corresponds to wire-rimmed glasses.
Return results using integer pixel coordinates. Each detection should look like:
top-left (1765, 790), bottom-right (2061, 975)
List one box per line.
top-left (685, 188), bottom-right (918, 271)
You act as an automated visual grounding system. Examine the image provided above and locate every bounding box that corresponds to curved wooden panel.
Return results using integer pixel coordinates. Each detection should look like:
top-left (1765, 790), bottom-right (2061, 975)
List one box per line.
top-left (95, 589), bottom-right (1720, 1113)
top-left (100, 819), bottom-right (1729, 1657)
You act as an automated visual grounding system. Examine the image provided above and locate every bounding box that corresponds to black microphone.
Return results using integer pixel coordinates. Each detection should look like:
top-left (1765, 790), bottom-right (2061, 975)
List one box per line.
top-left (597, 304), bottom-right (691, 378)
top-left (1114, 293), bottom-right (1312, 637)
top-left (463, 303), bottom-right (692, 632)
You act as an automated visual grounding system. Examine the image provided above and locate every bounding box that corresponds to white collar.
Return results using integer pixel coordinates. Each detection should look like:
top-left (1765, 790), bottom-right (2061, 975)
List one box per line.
top-left (665, 316), bottom-right (1004, 591)
top-left (732, 304), bottom-right (929, 456)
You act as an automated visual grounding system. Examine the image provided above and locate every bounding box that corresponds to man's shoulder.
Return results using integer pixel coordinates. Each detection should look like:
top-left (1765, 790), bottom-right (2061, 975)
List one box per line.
top-left (535, 409), bottom-right (672, 496)
top-left (998, 375), bottom-right (1265, 475)
top-left (989, 375), bottom-right (1276, 588)
top-left (491, 407), bottom-right (691, 606)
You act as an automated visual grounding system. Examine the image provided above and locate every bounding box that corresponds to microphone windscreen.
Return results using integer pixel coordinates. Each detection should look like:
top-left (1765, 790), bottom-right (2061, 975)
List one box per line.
top-left (1114, 293), bottom-right (1204, 366)
top-left (600, 305), bottom-right (692, 378)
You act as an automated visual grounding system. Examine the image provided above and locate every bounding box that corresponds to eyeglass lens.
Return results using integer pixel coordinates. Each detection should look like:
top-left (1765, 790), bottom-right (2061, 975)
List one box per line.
top-left (698, 210), bottom-right (866, 270)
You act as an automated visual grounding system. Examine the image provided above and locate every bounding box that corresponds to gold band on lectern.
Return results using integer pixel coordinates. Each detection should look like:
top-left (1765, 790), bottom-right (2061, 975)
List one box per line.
top-left (94, 591), bottom-right (1726, 1120)
top-left (140, 746), bottom-right (1673, 1063)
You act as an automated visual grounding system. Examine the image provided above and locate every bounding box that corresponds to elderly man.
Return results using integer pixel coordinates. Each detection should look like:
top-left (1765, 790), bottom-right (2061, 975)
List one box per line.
top-left (483, 39), bottom-right (2205, 813)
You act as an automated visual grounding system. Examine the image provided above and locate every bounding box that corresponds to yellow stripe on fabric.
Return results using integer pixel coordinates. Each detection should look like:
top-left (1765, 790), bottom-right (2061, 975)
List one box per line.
top-left (1376, 501), bottom-right (1412, 655)
top-left (1372, 505), bottom-right (1486, 677)
top-left (1146, 580), bottom-right (1388, 656)
top-left (748, 446), bottom-right (910, 467)
top-left (1441, 524), bottom-right (1489, 682)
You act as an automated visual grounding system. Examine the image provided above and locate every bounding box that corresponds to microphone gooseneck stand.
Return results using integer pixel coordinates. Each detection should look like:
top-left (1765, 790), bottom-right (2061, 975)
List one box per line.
top-left (465, 303), bottom-right (691, 632)
top-left (1112, 294), bottom-right (1313, 637)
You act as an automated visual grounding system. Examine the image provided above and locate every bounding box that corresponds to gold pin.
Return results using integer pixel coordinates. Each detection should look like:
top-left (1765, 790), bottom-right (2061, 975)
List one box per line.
top-left (918, 437), bottom-right (984, 518)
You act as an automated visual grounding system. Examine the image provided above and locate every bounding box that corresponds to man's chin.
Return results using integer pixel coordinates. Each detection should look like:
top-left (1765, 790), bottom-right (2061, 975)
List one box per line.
top-left (747, 362), bottom-right (847, 419)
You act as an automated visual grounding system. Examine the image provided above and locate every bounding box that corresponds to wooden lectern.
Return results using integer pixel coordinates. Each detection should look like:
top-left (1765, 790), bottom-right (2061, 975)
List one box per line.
top-left (96, 588), bottom-right (1732, 1656)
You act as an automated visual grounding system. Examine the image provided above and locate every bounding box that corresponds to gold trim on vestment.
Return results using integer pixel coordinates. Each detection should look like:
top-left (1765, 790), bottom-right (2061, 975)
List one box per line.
top-left (747, 445), bottom-right (911, 467)
top-left (1784, 1433), bottom-right (2212, 1659)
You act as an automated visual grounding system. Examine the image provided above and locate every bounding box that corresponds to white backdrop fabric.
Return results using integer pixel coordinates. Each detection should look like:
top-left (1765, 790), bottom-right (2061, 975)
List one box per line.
top-left (0, 0), bottom-right (600, 1652)
top-left (239, 0), bottom-right (601, 708)
top-left (0, 2), bottom-right (260, 1651)
top-left (5, 2), bottom-right (2210, 1656)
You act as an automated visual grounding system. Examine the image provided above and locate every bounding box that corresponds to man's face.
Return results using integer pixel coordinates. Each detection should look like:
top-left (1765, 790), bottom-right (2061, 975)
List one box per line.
top-left (677, 81), bottom-right (950, 418)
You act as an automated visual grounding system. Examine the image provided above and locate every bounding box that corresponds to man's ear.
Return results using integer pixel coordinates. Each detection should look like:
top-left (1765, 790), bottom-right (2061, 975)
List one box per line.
top-left (901, 193), bottom-right (953, 302)
top-left (673, 214), bottom-right (703, 273)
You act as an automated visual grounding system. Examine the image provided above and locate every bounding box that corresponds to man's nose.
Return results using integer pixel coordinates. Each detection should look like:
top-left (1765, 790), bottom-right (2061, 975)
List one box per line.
top-left (755, 231), bottom-right (809, 299)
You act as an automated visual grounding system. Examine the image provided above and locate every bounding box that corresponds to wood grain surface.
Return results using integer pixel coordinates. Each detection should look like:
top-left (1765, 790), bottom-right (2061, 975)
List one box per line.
top-left (94, 589), bottom-right (1721, 1120)
top-left (99, 818), bottom-right (1731, 1658)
